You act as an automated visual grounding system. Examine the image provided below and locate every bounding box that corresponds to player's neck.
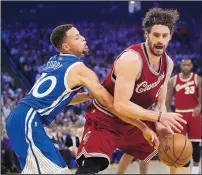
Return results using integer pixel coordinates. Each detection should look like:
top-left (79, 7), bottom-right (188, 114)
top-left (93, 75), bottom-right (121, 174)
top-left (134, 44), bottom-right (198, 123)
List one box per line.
top-left (181, 72), bottom-right (192, 79)
top-left (60, 52), bottom-right (79, 59)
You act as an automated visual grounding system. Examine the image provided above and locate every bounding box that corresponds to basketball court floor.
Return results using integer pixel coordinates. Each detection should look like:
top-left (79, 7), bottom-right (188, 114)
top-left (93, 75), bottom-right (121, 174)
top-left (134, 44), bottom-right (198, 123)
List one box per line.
top-left (71, 159), bottom-right (201, 174)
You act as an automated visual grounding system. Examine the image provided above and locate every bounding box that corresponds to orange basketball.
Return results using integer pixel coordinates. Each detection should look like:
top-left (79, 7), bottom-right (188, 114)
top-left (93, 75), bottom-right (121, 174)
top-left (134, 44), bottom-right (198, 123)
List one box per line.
top-left (158, 133), bottom-right (192, 168)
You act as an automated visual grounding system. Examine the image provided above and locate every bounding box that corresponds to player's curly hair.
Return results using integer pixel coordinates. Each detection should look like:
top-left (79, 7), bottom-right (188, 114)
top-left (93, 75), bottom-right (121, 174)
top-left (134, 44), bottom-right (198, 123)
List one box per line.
top-left (50, 24), bottom-right (73, 50)
top-left (142, 8), bottom-right (179, 35)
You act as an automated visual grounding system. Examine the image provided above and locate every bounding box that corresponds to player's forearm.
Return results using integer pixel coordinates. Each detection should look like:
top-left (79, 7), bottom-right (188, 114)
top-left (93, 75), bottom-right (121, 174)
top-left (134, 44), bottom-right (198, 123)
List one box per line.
top-left (90, 85), bottom-right (114, 110)
top-left (155, 103), bottom-right (167, 112)
top-left (114, 101), bottom-right (159, 122)
top-left (69, 92), bottom-right (90, 105)
top-left (165, 99), bottom-right (173, 112)
top-left (93, 88), bottom-right (158, 124)
top-left (154, 103), bottom-right (174, 134)
top-left (117, 115), bottom-right (148, 131)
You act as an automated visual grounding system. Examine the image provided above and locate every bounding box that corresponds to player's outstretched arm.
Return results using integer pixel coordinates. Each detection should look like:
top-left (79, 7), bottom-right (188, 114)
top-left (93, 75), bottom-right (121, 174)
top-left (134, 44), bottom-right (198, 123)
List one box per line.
top-left (66, 62), bottom-right (152, 131)
top-left (70, 63), bottom-right (114, 109)
top-left (69, 92), bottom-right (91, 105)
top-left (154, 56), bottom-right (181, 133)
top-left (113, 51), bottom-right (186, 130)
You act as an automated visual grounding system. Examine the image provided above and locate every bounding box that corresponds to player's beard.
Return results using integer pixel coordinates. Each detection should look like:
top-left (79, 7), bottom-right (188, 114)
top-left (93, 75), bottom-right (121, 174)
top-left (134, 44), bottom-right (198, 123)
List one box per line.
top-left (148, 38), bottom-right (166, 57)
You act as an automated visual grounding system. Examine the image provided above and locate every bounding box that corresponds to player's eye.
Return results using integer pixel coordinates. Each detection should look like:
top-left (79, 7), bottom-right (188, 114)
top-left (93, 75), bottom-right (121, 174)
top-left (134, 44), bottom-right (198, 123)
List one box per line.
top-left (163, 34), bottom-right (168, 38)
top-left (153, 33), bottom-right (160, 38)
top-left (76, 35), bottom-right (80, 40)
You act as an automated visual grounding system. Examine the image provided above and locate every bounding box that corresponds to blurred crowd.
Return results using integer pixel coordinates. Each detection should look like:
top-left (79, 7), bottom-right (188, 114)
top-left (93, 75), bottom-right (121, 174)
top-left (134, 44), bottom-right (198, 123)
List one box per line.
top-left (2, 19), bottom-right (201, 85)
top-left (1, 2), bottom-right (202, 174)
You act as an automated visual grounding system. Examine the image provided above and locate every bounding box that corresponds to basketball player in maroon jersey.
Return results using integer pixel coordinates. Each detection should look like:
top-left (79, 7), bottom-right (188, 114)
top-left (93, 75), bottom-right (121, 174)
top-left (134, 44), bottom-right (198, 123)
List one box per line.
top-left (75, 8), bottom-right (186, 174)
top-left (116, 9), bottom-right (192, 175)
top-left (166, 58), bottom-right (201, 174)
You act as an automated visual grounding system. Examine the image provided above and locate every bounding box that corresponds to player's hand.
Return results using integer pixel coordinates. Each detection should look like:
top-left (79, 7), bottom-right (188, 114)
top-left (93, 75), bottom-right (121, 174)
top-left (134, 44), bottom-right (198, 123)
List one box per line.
top-left (159, 112), bottom-right (187, 133)
top-left (142, 127), bottom-right (159, 150)
top-left (192, 105), bottom-right (201, 117)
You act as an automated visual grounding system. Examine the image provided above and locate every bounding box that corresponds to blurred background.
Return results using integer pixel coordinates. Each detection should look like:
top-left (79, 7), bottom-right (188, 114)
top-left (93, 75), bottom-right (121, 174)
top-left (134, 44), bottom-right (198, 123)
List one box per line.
top-left (1, 1), bottom-right (202, 174)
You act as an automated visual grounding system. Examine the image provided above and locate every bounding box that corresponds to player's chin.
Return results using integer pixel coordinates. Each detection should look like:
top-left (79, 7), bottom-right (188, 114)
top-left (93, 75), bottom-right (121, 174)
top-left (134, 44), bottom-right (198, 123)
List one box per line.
top-left (154, 50), bottom-right (164, 56)
top-left (83, 48), bottom-right (89, 54)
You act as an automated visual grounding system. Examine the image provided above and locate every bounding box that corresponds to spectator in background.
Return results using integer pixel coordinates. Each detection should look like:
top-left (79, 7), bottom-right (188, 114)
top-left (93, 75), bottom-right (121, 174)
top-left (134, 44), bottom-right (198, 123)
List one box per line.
top-left (1, 129), bottom-right (20, 173)
top-left (56, 130), bottom-right (72, 167)
top-left (2, 102), bottom-right (12, 121)
top-left (65, 128), bottom-right (80, 157)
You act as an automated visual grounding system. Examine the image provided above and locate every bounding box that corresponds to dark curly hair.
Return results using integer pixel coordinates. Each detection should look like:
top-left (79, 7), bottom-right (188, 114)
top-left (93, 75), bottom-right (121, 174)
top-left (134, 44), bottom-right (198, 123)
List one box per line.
top-left (142, 8), bottom-right (179, 35)
top-left (50, 24), bottom-right (73, 50)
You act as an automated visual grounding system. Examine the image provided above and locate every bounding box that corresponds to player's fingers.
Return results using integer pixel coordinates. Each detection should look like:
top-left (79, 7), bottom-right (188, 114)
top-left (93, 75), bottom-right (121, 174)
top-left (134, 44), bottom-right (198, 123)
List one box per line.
top-left (154, 139), bottom-right (159, 150)
top-left (171, 124), bottom-right (181, 133)
top-left (167, 126), bottom-right (174, 134)
top-left (175, 115), bottom-right (187, 124)
top-left (154, 135), bottom-right (159, 146)
top-left (147, 138), bottom-right (153, 147)
top-left (172, 119), bottom-right (184, 130)
top-left (175, 113), bottom-right (183, 118)
top-left (151, 134), bottom-right (154, 142)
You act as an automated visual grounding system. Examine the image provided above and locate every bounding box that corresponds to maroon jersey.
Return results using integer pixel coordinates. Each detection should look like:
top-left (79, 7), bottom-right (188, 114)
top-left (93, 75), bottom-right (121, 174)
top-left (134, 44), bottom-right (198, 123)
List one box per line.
top-left (173, 73), bottom-right (199, 110)
top-left (97, 43), bottom-right (168, 113)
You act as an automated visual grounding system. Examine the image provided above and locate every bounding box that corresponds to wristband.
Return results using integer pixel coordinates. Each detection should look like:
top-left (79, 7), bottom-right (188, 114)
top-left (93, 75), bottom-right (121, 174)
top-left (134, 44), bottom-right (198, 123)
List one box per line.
top-left (157, 112), bottom-right (162, 122)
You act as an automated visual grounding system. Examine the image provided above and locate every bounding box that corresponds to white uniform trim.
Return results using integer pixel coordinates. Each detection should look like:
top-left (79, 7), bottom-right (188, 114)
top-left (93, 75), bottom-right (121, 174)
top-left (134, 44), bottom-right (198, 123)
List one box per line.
top-left (60, 53), bottom-right (77, 57)
top-left (141, 43), bottom-right (162, 76)
top-left (175, 108), bottom-right (194, 113)
top-left (76, 147), bottom-right (110, 165)
top-left (190, 139), bottom-right (201, 142)
top-left (179, 72), bottom-right (193, 82)
top-left (92, 99), bottom-right (115, 118)
top-left (22, 108), bottom-right (70, 174)
top-left (37, 90), bottom-right (69, 114)
top-left (64, 62), bottom-right (84, 90)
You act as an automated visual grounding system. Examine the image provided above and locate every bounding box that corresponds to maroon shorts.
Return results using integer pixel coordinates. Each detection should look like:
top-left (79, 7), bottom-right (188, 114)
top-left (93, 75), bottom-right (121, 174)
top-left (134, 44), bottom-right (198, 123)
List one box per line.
top-left (76, 105), bottom-right (157, 171)
top-left (175, 111), bottom-right (201, 141)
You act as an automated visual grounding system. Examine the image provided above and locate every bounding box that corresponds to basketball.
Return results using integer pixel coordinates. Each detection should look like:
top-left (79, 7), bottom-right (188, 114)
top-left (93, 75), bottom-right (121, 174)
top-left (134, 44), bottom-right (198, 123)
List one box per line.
top-left (158, 133), bottom-right (192, 168)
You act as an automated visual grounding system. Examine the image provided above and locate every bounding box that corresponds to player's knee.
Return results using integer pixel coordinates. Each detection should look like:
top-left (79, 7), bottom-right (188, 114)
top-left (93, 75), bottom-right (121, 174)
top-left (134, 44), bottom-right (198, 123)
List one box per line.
top-left (183, 161), bottom-right (191, 167)
top-left (192, 142), bottom-right (200, 162)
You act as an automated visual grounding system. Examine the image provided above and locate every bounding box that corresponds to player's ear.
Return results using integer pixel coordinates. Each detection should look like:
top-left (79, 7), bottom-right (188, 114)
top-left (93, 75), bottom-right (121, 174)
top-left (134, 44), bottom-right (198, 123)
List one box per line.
top-left (191, 62), bottom-right (193, 69)
top-left (144, 31), bottom-right (148, 40)
top-left (62, 43), bottom-right (70, 52)
top-left (169, 34), bottom-right (172, 41)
